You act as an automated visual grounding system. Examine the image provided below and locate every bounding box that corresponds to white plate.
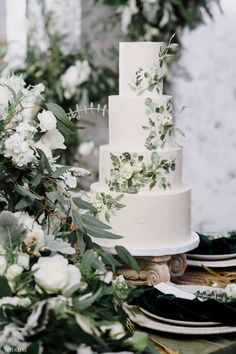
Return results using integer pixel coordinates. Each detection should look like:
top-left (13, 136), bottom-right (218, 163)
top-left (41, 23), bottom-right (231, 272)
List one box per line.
top-left (124, 304), bottom-right (236, 335)
top-left (187, 258), bottom-right (236, 268)
top-left (187, 253), bottom-right (236, 261)
top-left (139, 307), bottom-right (221, 327)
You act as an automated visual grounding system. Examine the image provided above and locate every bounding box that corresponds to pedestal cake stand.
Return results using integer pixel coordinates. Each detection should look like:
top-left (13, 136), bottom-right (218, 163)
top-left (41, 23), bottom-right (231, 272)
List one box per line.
top-left (105, 232), bottom-right (199, 285)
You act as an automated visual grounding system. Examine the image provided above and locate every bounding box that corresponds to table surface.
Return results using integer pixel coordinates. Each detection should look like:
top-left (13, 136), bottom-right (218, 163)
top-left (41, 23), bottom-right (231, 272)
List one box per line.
top-left (140, 265), bottom-right (236, 354)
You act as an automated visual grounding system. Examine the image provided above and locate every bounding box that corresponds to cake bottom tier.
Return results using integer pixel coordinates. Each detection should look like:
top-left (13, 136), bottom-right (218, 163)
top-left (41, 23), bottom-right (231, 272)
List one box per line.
top-left (90, 182), bottom-right (191, 251)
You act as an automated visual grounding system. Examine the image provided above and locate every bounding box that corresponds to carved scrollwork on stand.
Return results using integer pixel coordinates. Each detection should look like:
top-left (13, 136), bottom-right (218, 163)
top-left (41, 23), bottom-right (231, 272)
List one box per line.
top-left (168, 254), bottom-right (187, 278)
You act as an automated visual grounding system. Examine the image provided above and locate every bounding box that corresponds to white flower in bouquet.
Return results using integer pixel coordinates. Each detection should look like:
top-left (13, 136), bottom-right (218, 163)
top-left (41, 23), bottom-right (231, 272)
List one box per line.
top-left (4, 132), bottom-right (35, 167)
top-left (61, 171), bottom-right (77, 189)
top-left (32, 255), bottom-right (81, 294)
top-left (37, 110), bottom-right (57, 132)
top-left (17, 253), bottom-right (30, 270)
top-left (0, 255), bottom-right (7, 275)
top-left (77, 344), bottom-right (94, 354)
top-left (15, 212), bottom-right (45, 250)
top-left (78, 141), bottom-right (95, 156)
top-left (101, 322), bottom-right (126, 340)
top-left (0, 85), bottom-right (10, 117)
top-left (0, 296), bottom-right (31, 307)
top-left (35, 128), bottom-right (66, 159)
top-left (101, 271), bottom-right (113, 284)
top-left (119, 163), bottom-right (134, 180)
top-left (5, 264), bottom-right (23, 281)
top-left (22, 83), bottom-right (45, 104)
top-left (70, 166), bottom-right (91, 177)
top-left (0, 75), bottom-right (25, 103)
top-left (61, 60), bottom-right (91, 99)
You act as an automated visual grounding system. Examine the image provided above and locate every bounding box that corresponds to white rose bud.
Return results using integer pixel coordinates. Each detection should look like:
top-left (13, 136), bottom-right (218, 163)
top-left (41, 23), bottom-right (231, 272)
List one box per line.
top-left (0, 255), bottom-right (7, 276)
top-left (6, 264), bottom-right (23, 281)
top-left (38, 110), bottom-right (57, 132)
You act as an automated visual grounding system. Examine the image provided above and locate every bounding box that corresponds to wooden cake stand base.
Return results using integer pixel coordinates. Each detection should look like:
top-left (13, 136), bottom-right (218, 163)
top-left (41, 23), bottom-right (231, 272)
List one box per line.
top-left (116, 254), bottom-right (187, 285)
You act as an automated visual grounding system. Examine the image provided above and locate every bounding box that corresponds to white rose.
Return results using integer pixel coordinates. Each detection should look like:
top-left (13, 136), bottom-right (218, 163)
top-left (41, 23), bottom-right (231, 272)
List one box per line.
top-left (62, 265), bottom-right (81, 295)
top-left (0, 255), bottom-right (7, 275)
top-left (32, 255), bottom-right (81, 294)
top-left (119, 164), bottom-right (134, 180)
top-left (35, 129), bottom-right (66, 158)
top-left (78, 141), bottom-right (95, 156)
top-left (38, 110), bottom-right (57, 132)
top-left (24, 229), bottom-right (45, 250)
top-left (6, 264), bottom-right (23, 281)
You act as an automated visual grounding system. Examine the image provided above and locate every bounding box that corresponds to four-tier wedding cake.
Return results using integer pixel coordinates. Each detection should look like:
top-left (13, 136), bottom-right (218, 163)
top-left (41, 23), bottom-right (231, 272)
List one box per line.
top-left (90, 42), bottom-right (198, 255)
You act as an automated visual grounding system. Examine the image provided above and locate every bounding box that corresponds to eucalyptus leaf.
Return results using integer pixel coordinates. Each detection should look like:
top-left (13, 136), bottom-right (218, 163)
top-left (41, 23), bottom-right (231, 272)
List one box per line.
top-left (82, 214), bottom-right (112, 230)
top-left (15, 197), bottom-right (34, 210)
top-left (73, 196), bottom-right (97, 212)
top-left (86, 226), bottom-right (122, 240)
top-left (15, 184), bottom-right (43, 201)
top-left (115, 245), bottom-right (139, 272)
top-left (72, 209), bottom-right (85, 232)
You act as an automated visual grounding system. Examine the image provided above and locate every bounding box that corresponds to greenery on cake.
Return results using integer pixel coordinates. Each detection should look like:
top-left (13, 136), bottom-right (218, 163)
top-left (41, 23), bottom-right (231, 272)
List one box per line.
top-left (130, 37), bottom-right (177, 95)
top-left (143, 97), bottom-right (186, 150)
top-left (90, 192), bottom-right (126, 222)
top-left (106, 152), bottom-right (175, 193)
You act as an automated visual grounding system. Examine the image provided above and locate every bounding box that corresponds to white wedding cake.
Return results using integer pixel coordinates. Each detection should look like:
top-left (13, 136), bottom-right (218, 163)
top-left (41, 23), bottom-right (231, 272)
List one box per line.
top-left (91, 42), bottom-right (198, 255)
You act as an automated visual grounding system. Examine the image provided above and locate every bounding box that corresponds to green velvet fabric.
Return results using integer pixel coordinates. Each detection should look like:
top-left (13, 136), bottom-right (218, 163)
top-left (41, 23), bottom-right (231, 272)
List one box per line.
top-left (189, 232), bottom-right (236, 255)
top-left (130, 287), bottom-right (236, 325)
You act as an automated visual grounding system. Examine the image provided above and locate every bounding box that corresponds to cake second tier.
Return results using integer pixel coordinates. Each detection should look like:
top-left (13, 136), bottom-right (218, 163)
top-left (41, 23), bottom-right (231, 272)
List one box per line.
top-left (109, 94), bottom-right (173, 151)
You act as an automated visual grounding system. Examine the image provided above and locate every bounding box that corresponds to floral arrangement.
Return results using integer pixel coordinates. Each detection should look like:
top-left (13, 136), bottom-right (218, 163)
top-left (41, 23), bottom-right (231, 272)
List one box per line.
top-left (106, 152), bottom-right (175, 194)
top-left (0, 75), bottom-right (158, 353)
top-left (99, 0), bottom-right (220, 43)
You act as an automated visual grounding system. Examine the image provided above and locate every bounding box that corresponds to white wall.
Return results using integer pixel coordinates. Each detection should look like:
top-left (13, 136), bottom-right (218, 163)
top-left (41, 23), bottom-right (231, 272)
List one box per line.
top-left (173, 0), bottom-right (236, 233)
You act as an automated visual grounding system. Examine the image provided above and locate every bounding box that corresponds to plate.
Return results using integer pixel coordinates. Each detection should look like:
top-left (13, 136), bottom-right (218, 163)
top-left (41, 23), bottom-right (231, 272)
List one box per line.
top-left (139, 307), bottom-right (221, 327)
top-left (187, 258), bottom-right (236, 268)
top-left (124, 304), bottom-right (236, 335)
top-left (187, 253), bottom-right (236, 261)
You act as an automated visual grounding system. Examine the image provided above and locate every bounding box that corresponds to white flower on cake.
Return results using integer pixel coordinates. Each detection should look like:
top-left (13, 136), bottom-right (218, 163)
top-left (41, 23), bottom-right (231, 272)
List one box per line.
top-left (38, 110), bottom-right (57, 132)
top-left (119, 163), bottom-right (134, 179)
top-left (60, 60), bottom-right (91, 99)
top-left (0, 255), bottom-right (7, 275)
top-left (32, 255), bottom-right (81, 294)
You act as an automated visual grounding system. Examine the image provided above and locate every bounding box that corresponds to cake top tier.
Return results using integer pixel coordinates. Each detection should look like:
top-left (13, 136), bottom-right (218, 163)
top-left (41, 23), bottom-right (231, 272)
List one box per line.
top-left (119, 42), bottom-right (165, 97)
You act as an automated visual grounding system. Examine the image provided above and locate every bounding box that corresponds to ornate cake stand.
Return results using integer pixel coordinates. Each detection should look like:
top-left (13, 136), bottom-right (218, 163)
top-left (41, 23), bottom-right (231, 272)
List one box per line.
top-left (106, 232), bottom-right (199, 285)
